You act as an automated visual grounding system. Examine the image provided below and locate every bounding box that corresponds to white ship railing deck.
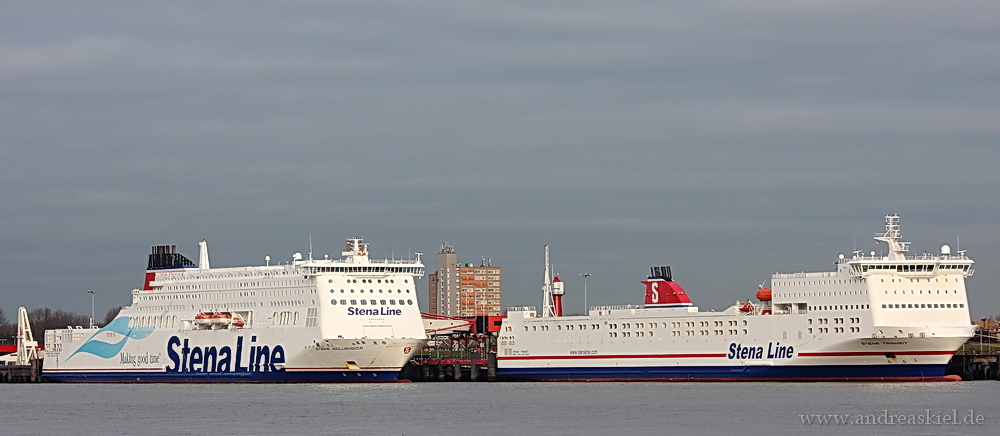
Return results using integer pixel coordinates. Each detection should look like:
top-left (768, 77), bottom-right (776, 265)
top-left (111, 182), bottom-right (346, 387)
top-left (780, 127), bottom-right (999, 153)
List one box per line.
top-left (507, 306), bottom-right (537, 312)
top-left (591, 305), bottom-right (641, 311)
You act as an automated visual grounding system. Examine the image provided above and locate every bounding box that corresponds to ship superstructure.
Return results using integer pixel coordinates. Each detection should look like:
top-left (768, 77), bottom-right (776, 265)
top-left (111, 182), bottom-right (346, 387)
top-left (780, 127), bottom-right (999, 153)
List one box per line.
top-left (498, 215), bottom-right (976, 381)
top-left (42, 237), bottom-right (427, 382)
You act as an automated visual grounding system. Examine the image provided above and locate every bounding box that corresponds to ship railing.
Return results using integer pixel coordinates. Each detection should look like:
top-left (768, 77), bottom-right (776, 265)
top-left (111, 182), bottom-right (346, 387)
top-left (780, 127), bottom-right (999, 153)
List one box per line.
top-left (591, 305), bottom-right (641, 311)
top-left (771, 271), bottom-right (840, 279)
top-left (305, 258), bottom-right (426, 266)
top-left (506, 306), bottom-right (537, 312)
top-left (839, 253), bottom-right (972, 263)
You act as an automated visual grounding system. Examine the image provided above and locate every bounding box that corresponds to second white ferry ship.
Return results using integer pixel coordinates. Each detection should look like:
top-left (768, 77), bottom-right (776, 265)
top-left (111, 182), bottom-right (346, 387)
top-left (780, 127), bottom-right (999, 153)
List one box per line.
top-left (42, 238), bottom-right (427, 382)
top-left (498, 215), bottom-right (976, 381)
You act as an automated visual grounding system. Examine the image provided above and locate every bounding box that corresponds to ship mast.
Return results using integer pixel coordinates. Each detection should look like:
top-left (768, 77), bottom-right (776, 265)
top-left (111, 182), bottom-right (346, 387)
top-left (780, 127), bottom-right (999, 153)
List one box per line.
top-left (873, 214), bottom-right (910, 261)
top-left (541, 245), bottom-right (555, 318)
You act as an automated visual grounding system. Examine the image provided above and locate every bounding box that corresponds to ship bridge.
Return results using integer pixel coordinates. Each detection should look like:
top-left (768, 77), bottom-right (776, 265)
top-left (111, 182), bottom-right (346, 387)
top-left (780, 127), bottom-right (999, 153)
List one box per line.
top-left (840, 214), bottom-right (974, 279)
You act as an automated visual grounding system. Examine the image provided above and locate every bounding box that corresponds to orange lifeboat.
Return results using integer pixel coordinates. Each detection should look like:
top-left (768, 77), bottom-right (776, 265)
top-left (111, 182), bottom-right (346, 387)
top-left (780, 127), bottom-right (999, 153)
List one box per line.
top-left (739, 302), bottom-right (754, 312)
top-left (756, 287), bottom-right (772, 301)
top-left (231, 315), bottom-right (245, 328)
top-left (194, 312), bottom-right (213, 327)
top-left (211, 312), bottom-right (232, 326)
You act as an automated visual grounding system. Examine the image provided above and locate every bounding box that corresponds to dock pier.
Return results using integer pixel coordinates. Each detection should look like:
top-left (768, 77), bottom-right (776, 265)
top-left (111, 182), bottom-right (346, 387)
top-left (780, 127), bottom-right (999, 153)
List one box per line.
top-left (0, 360), bottom-right (42, 383)
top-left (401, 331), bottom-right (498, 382)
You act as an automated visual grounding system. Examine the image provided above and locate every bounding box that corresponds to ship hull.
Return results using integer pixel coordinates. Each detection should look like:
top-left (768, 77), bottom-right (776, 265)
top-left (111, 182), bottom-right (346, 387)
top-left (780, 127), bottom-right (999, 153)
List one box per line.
top-left (41, 370), bottom-right (408, 383)
top-left (41, 327), bottom-right (426, 383)
top-left (498, 364), bottom-right (957, 382)
top-left (497, 326), bottom-right (971, 382)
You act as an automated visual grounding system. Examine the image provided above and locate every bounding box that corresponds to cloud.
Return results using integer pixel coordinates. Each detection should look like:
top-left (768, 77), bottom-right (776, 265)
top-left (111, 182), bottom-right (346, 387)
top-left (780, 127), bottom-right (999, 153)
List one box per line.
top-left (2, 1), bottom-right (999, 318)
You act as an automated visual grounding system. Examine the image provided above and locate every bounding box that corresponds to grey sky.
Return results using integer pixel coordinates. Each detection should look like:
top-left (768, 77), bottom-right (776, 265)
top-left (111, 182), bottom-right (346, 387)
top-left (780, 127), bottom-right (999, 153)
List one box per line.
top-left (3, 1), bottom-right (999, 321)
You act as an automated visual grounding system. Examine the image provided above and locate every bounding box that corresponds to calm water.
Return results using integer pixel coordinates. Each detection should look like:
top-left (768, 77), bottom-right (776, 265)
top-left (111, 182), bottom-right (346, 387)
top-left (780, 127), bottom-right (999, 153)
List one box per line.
top-left (3, 381), bottom-right (996, 435)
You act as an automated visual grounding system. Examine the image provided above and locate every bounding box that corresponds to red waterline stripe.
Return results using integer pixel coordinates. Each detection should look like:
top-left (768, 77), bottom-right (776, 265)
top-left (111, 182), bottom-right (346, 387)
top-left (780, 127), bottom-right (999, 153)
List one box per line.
top-left (498, 353), bottom-right (726, 361)
top-left (525, 375), bottom-right (963, 383)
top-left (798, 350), bottom-right (955, 357)
top-left (499, 350), bottom-right (956, 361)
top-left (44, 368), bottom-right (163, 372)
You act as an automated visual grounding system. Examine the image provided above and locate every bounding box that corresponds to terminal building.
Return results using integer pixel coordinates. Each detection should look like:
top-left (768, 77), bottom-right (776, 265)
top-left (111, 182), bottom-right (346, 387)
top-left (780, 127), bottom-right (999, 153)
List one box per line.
top-left (427, 243), bottom-right (502, 317)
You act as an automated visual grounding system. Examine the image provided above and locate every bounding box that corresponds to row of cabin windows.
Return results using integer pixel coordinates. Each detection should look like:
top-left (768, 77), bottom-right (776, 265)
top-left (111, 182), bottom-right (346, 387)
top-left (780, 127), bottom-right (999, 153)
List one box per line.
top-left (331, 288), bottom-right (412, 294)
top-left (882, 303), bottom-right (965, 309)
top-left (883, 289), bottom-right (959, 294)
top-left (526, 319), bottom-right (750, 332)
top-left (331, 299), bottom-right (414, 306)
top-left (777, 291), bottom-right (867, 298)
top-left (164, 280), bottom-right (307, 291)
top-left (808, 327), bottom-right (859, 334)
top-left (809, 305), bottom-right (870, 311)
top-left (329, 278), bottom-right (407, 284)
top-left (808, 318), bottom-right (859, 324)
top-left (200, 302), bottom-right (257, 309)
top-left (309, 266), bottom-right (420, 274)
top-left (273, 311), bottom-right (298, 325)
top-left (139, 289), bottom-right (309, 302)
top-left (777, 279), bottom-right (859, 287)
top-left (515, 327), bottom-right (879, 337)
top-left (128, 315), bottom-right (177, 329)
top-left (667, 329), bottom-right (750, 336)
top-left (856, 264), bottom-right (969, 273)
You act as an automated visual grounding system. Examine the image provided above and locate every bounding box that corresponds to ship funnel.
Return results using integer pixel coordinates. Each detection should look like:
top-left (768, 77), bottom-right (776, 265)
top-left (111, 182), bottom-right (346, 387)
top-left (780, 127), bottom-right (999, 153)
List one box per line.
top-left (552, 276), bottom-right (565, 317)
top-left (199, 240), bottom-right (210, 270)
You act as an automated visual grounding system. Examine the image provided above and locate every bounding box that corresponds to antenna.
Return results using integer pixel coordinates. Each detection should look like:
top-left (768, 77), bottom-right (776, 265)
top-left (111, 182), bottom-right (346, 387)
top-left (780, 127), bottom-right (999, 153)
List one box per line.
top-left (308, 230), bottom-right (313, 261)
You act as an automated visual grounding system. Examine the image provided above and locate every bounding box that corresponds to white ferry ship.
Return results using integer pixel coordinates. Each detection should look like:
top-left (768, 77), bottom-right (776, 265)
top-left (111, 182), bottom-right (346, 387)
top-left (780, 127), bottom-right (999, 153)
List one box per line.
top-left (498, 215), bottom-right (976, 381)
top-left (42, 238), bottom-right (427, 382)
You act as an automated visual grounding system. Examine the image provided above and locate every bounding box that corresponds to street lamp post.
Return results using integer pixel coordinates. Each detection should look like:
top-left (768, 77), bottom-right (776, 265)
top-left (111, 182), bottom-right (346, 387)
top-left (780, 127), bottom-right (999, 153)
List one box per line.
top-left (579, 273), bottom-right (591, 315)
top-left (88, 290), bottom-right (95, 329)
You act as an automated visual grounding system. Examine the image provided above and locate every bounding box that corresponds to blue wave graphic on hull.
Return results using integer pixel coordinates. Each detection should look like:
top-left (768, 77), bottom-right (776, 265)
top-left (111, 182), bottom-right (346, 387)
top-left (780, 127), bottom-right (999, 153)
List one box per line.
top-left (68, 312), bottom-right (162, 360)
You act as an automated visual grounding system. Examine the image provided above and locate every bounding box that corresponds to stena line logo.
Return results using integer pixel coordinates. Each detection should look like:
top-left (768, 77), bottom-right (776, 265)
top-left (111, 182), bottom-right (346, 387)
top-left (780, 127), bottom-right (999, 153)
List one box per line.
top-left (727, 342), bottom-right (795, 360)
top-left (166, 335), bottom-right (285, 374)
top-left (347, 307), bottom-right (402, 316)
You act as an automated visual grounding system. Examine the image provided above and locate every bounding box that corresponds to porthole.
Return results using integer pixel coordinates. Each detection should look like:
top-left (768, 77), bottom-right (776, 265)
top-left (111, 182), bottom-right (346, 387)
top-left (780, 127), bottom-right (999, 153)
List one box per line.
top-left (331, 299), bottom-right (337, 305)
top-left (407, 300), bottom-right (413, 305)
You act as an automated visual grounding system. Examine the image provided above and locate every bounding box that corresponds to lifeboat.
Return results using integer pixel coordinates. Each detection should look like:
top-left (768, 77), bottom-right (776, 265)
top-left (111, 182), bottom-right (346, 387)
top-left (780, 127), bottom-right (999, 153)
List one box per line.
top-left (211, 312), bottom-right (232, 326)
top-left (739, 302), bottom-right (754, 312)
top-left (231, 315), bottom-right (245, 328)
top-left (756, 287), bottom-right (772, 301)
top-left (194, 312), bottom-right (214, 327)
